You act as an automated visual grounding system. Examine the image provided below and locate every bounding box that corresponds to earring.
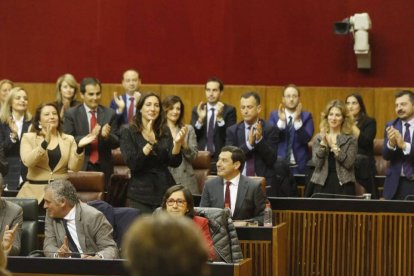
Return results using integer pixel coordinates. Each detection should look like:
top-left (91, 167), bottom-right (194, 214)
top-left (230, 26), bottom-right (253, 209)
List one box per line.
top-left (38, 124), bottom-right (42, 129)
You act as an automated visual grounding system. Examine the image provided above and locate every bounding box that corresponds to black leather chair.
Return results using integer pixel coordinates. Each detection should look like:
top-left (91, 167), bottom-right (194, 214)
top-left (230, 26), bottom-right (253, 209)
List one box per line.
top-left (4, 197), bottom-right (38, 256)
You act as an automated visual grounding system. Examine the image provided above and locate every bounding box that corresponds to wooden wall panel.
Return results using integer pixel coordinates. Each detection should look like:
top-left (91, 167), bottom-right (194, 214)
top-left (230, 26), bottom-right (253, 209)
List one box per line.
top-left (15, 82), bottom-right (412, 139)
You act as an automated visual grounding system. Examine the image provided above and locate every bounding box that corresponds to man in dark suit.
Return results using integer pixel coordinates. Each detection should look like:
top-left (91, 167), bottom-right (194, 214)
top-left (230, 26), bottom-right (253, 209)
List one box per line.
top-left (109, 69), bottom-right (141, 127)
top-left (64, 78), bottom-right (119, 187)
top-left (200, 146), bottom-right (266, 222)
top-left (43, 179), bottom-right (118, 259)
top-left (0, 186), bottom-right (22, 256)
top-left (226, 92), bottom-right (280, 196)
top-left (268, 84), bottom-right (314, 174)
top-left (191, 77), bottom-right (237, 174)
top-left (383, 90), bottom-right (414, 200)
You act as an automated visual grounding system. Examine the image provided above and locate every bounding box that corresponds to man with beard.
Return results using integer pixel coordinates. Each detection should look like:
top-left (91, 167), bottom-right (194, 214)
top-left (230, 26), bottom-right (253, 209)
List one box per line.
top-left (383, 90), bottom-right (414, 199)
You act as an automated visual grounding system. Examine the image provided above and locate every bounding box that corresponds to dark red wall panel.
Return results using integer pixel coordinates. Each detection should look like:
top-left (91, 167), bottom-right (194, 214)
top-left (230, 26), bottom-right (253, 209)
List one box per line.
top-left (0, 0), bottom-right (413, 86)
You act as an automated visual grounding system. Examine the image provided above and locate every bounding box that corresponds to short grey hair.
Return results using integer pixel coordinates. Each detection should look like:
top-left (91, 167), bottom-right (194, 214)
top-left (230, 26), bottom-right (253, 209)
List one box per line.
top-left (45, 179), bottom-right (78, 206)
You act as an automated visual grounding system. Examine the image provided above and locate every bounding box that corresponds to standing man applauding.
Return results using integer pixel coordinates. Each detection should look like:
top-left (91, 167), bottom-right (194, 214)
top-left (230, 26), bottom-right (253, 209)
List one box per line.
top-left (110, 69), bottom-right (142, 127)
top-left (191, 77), bottom-right (236, 174)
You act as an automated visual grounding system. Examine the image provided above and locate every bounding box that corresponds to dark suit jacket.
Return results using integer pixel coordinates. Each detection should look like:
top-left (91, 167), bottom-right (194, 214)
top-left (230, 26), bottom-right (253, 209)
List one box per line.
top-left (383, 118), bottom-right (414, 199)
top-left (109, 94), bottom-right (130, 126)
top-left (0, 143), bottom-right (7, 177)
top-left (0, 120), bottom-right (31, 189)
top-left (199, 175), bottom-right (266, 223)
top-left (63, 104), bottom-right (119, 186)
top-left (268, 110), bottom-right (314, 174)
top-left (225, 119), bottom-right (279, 183)
top-left (0, 198), bottom-right (23, 255)
top-left (43, 202), bottom-right (118, 259)
top-left (191, 104), bottom-right (237, 164)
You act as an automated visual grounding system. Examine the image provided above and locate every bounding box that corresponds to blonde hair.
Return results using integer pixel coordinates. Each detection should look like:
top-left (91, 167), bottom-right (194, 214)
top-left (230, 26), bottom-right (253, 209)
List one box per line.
top-left (0, 87), bottom-right (32, 123)
top-left (55, 74), bottom-right (78, 103)
top-left (0, 79), bottom-right (14, 89)
top-left (320, 99), bottom-right (354, 135)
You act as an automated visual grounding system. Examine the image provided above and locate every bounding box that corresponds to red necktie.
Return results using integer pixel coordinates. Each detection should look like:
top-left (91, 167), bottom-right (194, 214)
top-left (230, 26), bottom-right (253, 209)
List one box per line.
top-left (224, 181), bottom-right (231, 208)
top-left (89, 110), bottom-right (99, 164)
top-left (128, 97), bottom-right (135, 123)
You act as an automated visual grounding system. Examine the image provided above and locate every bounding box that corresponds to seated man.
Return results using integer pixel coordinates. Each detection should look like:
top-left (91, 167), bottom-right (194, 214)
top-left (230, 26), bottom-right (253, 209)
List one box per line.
top-left (200, 146), bottom-right (266, 223)
top-left (43, 179), bottom-right (118, 259)
top-left (0, 180), bottom-right (22, 256)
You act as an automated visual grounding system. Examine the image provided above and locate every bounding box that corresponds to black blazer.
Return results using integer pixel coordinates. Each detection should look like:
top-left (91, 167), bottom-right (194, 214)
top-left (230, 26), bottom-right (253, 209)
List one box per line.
top-left (225, 119), bottom-right (279, 179)
top-left (120, 126), bottom-right (182, 205)
top-left (0, 120), bottom-right (31, 189)
top-left (63, 104), bottom-right (119, 185)
top-left (191, 103), bottom-right (237, 161)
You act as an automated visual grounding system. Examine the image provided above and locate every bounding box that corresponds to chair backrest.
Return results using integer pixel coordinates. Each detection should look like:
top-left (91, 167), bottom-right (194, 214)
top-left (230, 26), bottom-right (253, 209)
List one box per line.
top-left (87, 200), bottom-right (140, 248)
top-left (68, 171), bottom-right (105, 202)
top-left (373, 138), bottom-right (389, 176)
top-left (192, 151), bottom-right (211, 193)
top-left (111, 148), bottom-right (131, 177)
top-left (4, 197), bottom-right (38, 256)
top-left (194, 207), bottom-right (243, 263)
top-left (206, 175), bottom-right (267, 196)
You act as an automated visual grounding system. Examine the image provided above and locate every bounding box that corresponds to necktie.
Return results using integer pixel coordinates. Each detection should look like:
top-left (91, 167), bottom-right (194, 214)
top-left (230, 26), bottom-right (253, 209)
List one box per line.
top-left (403, 123), bottom-right (413, 178)
top-left (207, 108), bottom-right (215, 153)
top-left (128, 97), bottom-right (135, 123)
top-left (89, 110), bottom-right (99, 164)
top-left (62, 219), bottom-right (80, 258)
top-left (286, 116), bottom-right (294, 161)
top-left (224, 181), bottom-right (231, 209)
top-left (246, 126), bottom-right (255, 176)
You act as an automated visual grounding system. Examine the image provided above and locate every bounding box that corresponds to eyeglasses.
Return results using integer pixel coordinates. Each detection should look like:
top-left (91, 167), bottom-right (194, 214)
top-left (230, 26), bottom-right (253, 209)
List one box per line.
top-left (166, 199), bottom-right (187, 207)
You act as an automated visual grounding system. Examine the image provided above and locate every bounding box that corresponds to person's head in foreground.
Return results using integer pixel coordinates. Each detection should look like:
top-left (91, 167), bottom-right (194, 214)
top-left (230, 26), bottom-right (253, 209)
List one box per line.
top-left (123, 213), bottom-right (209, 276)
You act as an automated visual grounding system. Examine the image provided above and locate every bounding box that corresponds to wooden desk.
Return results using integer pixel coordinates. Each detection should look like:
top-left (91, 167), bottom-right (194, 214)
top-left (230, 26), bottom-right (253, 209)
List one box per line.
top-left (269, 197), bottom-right (414, 276)
top-left (236, 223), bottom-right (287, 276)
top-left (7, 256), bottom-right (252, 276)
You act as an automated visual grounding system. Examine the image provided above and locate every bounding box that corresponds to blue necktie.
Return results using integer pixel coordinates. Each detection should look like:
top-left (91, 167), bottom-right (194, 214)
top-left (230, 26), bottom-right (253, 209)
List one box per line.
top-left (403, 123), bottom-right (413, 178)
top-left (207, 108), bottom-right (215, 153)
top-left (63, 219), bottom-right (80, 258)
top-left (246, 126), bottom-right (255, 176)
top-left (286, 116), bottom-right (294, 161)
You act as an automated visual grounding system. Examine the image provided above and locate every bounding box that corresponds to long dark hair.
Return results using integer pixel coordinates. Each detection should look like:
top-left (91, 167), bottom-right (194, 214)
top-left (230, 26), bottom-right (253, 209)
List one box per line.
top-left (162, 95), bottom-right (185, 128)
top-left (346, 93), bottom-right (368, 127)
top-left (161, 185), bottom-right (195, 218)
top-left (131, 92), bottom-right (165, 137)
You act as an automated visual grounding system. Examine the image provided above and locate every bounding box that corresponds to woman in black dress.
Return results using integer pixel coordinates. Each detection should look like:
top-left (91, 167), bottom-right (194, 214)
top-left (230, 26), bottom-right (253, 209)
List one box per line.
top-left (346, 93), bottom-right (378, 198)
top-left (120, 92), bottom-right (187, 213)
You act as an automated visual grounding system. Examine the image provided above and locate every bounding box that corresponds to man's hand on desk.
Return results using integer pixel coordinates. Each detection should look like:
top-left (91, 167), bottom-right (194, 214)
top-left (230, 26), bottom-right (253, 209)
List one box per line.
top-left (57, 236), bottom-right (72, 258)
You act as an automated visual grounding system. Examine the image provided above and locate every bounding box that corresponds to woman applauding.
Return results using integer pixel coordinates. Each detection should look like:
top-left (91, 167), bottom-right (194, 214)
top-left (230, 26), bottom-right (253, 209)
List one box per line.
top-left (120, 92), bottom-right (186, 213)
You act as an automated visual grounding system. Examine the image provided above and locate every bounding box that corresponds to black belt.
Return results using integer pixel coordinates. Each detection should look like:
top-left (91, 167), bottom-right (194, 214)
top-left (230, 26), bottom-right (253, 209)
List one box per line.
top-left (26, 179), bottom-right (50, 184)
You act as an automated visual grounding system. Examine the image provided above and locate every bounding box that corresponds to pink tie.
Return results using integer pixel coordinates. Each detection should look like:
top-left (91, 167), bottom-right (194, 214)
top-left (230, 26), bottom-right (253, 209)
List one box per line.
top-left (89, 111), bottom-right (99, 164)
top-left (224, 181), bottom-right (231, 208)
top-left (128, 97), bottom-right (135, 123)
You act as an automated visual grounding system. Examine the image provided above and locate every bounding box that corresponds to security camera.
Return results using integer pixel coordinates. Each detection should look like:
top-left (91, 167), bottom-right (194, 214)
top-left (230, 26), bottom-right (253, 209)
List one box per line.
top-left (334, 13), bottom-right (372, 69)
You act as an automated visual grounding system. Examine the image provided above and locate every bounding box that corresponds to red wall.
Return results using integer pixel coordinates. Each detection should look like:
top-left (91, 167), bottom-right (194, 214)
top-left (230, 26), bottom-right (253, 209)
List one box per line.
top-left (1, 0), bottom-right (413, 86)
